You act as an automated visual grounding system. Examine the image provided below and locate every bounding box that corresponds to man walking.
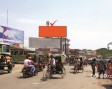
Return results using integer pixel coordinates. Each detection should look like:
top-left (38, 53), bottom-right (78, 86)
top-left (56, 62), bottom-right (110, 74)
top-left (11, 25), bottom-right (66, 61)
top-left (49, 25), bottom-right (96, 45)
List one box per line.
top-left (91, 58), bottom-right (97, 77)
top-left (97, 60), bottom-right (106, 79)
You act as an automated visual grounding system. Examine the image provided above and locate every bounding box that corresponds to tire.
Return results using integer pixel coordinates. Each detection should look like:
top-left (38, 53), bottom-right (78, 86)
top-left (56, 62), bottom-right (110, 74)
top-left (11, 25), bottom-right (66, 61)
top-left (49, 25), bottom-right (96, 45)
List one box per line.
top-left (8, 69), bottom-right (12, 73)
top-left (43, 70), bottom-right (48, 81)
top-left (43, 69), bottom-right (52, 81)
top-left (74, 65), bottom-right (78, 74)
top-left (82, 66), bottom-right (84, 73)
top-left (61, 68), bottom-right (66, 79)
top-left (23, 71), bottom-right (27, 78)
top-left (74, 67), bottom-right (77, 74)
top-left (34, 68), bottom-right (38, 76)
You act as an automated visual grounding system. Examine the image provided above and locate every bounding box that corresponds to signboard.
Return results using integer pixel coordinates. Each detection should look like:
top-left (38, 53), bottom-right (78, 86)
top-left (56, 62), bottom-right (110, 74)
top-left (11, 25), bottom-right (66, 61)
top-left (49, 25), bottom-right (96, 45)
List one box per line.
top-left (39, 26), bottom-right (67, 37)
top-left (29, 37), bottom-right (60, 48)
top-left (0, 26), bottom-right (4, 42)
top-left (0, 25), bottom-right (24, 44)
top-left (50, 48), bottom-right (59, 52)
top-left (36, 48), bottom-right (50, 51)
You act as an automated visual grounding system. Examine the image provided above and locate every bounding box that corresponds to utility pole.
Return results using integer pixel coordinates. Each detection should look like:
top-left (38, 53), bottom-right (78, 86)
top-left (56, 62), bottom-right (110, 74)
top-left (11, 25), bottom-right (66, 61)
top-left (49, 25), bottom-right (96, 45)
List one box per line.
top-left (7, 10), bottom-right (8, 27)
top-left (65, 38), bottom-right (66, 55)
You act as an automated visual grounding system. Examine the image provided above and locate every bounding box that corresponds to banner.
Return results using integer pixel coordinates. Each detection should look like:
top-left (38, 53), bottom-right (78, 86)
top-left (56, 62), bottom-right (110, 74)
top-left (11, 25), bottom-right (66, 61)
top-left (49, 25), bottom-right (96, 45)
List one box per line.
top-left (39, 26), bottom-right (67, 37)
top-left (0, 25), bottom-right (24, 44)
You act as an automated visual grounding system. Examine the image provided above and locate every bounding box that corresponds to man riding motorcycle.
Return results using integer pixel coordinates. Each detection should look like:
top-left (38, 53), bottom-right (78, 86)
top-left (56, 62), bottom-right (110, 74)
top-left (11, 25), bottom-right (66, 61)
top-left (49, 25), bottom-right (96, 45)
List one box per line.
top-left (23, 55), bottom-right (35, 75)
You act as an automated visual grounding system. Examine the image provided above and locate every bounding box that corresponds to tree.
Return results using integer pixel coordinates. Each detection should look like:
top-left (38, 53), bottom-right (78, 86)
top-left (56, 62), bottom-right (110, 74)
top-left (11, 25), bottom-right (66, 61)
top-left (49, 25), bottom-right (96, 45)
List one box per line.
top-left (96, 48), bottom-right (112, 59)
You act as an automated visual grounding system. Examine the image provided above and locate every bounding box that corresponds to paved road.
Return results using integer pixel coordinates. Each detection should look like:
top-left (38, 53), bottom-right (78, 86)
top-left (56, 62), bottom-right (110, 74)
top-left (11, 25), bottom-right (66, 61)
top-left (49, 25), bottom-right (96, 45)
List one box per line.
top-left (0, 64), bottom-right (112, 89)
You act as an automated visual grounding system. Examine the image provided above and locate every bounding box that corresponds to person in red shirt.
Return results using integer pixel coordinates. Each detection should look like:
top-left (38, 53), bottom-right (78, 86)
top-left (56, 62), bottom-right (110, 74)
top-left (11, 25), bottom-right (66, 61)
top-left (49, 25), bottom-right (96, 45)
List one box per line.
top-left (108, 60), bottom-right (112, 79)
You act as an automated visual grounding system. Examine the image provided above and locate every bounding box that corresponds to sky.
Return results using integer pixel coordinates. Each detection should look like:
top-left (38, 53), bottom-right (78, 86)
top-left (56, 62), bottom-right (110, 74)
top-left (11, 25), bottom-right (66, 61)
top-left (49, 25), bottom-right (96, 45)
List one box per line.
top-left (0, 0), bottom-right (112, 50)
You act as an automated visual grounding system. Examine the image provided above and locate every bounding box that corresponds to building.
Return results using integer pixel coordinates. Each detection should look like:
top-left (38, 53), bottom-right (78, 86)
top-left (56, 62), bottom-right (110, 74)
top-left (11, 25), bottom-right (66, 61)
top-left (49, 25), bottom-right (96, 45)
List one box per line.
top-left (69, 49), bottom-right (97, 58)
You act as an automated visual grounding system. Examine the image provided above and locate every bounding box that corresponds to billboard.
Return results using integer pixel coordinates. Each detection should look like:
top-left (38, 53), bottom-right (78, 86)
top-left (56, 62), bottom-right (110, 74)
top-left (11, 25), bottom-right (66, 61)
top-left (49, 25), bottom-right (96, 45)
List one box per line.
top-left (29, 37), bottom-right (60, 48)
top-left (0, 25), bottom-right (24, 44)
top-left (39, 26), bottom-right (67, 37)
top-left (0, 26), bottom-right (4, 42)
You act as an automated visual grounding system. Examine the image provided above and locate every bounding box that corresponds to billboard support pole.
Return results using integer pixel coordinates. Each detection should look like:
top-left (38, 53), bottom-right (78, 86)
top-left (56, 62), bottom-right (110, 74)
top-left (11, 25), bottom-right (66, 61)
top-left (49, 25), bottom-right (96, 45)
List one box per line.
top-left (65, 38), bottom-right (66, 55)
top-left (60, 37), bottom-right (63, 54)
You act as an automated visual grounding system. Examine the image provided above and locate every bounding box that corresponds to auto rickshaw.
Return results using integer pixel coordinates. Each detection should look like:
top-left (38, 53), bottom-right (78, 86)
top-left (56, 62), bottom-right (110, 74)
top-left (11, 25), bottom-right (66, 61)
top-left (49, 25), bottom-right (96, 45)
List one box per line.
top-left (0, 52), bottom-right (15, 73)
top-left (43, 54), bottom-right (66, 80)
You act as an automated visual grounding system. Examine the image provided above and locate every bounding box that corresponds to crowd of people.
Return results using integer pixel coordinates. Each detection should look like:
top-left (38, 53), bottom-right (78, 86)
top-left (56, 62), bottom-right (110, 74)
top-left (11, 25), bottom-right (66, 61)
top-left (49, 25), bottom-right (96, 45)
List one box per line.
top-left (90, 58), bottom-right (112, 79)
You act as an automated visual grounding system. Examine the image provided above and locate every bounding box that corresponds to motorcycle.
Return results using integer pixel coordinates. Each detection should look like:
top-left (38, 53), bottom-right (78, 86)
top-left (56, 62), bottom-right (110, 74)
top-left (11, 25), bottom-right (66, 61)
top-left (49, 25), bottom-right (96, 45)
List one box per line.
top-left (22, 65), bottom-right (38, 78)
top-left (37, 61), bottom-right (45, 71)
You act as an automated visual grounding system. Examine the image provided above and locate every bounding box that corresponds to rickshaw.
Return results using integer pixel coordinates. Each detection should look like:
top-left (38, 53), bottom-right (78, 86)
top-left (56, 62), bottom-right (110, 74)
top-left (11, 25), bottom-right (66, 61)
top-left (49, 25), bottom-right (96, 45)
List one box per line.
top-left (0, 52), bottom-right (15, 73)
top-left (77, 63), bottom-right (84, 73)
top-left (43, 54), bottom-right (66, 80)
top-left (28, 53), bottom-right (45, 72)
top-left (73, 58), bottom-right (84, 73)
top-left (68, 55), bottom-right (75, 66)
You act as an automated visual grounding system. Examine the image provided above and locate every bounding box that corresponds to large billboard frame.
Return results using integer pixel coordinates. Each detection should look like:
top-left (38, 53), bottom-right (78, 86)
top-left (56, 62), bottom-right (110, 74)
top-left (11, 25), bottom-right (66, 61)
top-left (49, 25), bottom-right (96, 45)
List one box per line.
top-left (39, 26), bottom-right (67, 37)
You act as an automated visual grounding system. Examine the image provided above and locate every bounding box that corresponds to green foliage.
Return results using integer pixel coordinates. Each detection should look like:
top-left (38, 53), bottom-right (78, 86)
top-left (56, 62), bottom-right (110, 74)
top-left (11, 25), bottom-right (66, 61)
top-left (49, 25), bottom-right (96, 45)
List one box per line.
top-left (96, 48), bottom-right (112, 59)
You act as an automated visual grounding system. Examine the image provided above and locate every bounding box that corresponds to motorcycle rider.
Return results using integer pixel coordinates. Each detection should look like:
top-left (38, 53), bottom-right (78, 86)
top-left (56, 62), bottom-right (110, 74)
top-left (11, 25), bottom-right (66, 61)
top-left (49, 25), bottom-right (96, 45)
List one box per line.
top-left (24, 55), bottom-right (35, 75)
top-left (0, 55), bottom-right (5, 70)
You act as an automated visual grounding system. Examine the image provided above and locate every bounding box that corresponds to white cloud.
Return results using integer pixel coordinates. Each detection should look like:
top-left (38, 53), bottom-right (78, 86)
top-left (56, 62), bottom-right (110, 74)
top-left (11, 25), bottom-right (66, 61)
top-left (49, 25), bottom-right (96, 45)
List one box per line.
top-left (68, 29), bottom-right (112, 49)
top-left (0, 14), bottom-right (5, 18)
top-left (17, 18), bottom-right (44, 24)
top-left (24, 38), bottom-right (29, 48)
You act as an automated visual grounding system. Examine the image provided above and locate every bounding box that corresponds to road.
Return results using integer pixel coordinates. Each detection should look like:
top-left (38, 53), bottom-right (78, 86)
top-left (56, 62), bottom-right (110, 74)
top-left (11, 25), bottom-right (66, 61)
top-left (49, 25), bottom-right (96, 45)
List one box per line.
top-left (0, 64), bottom-right (112, 89)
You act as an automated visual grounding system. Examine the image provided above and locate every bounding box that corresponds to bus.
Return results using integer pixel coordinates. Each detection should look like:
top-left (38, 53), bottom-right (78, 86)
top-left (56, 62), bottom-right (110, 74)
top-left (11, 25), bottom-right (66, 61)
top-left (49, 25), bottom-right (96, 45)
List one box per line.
top-left (0, 42), bottom-right (11, 54)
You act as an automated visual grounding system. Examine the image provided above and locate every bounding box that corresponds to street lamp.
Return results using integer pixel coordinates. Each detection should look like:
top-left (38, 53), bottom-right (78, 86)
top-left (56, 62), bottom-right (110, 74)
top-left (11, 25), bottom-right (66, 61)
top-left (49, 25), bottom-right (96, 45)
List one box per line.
top-left (107, 42), bottom-right (112, 50)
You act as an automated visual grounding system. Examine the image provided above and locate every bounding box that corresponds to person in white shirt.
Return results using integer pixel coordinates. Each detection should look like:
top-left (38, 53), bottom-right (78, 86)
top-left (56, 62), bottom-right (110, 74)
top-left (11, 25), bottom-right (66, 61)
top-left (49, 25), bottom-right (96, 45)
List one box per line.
top-left (48, 55), bottom-right (56, 66)
top-left (24, 55), bottom-right (35, 74)
top-left (48, 55), bottom-right (56, 73)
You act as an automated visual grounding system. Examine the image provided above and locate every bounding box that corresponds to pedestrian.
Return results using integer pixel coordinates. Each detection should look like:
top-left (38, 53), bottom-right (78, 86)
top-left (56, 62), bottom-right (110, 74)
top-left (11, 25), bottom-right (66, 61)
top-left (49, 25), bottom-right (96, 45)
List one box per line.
top-left (108, 60), bottom-right (112, 79)
top-left (80, 57), bottom-right (83, 69)
top-left (91, 58), bottom-right (97, 77)
top-left (97, 60), bottom-right (106, 79)
top-left (84, 59), bottom-right (88, 66)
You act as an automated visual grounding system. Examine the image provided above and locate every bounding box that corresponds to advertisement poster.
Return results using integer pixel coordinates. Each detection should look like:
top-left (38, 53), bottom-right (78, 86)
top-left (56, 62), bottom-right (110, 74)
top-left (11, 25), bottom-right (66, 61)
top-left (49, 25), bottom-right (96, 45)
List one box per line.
top-left (0, 25), bottom-right (24, 44)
